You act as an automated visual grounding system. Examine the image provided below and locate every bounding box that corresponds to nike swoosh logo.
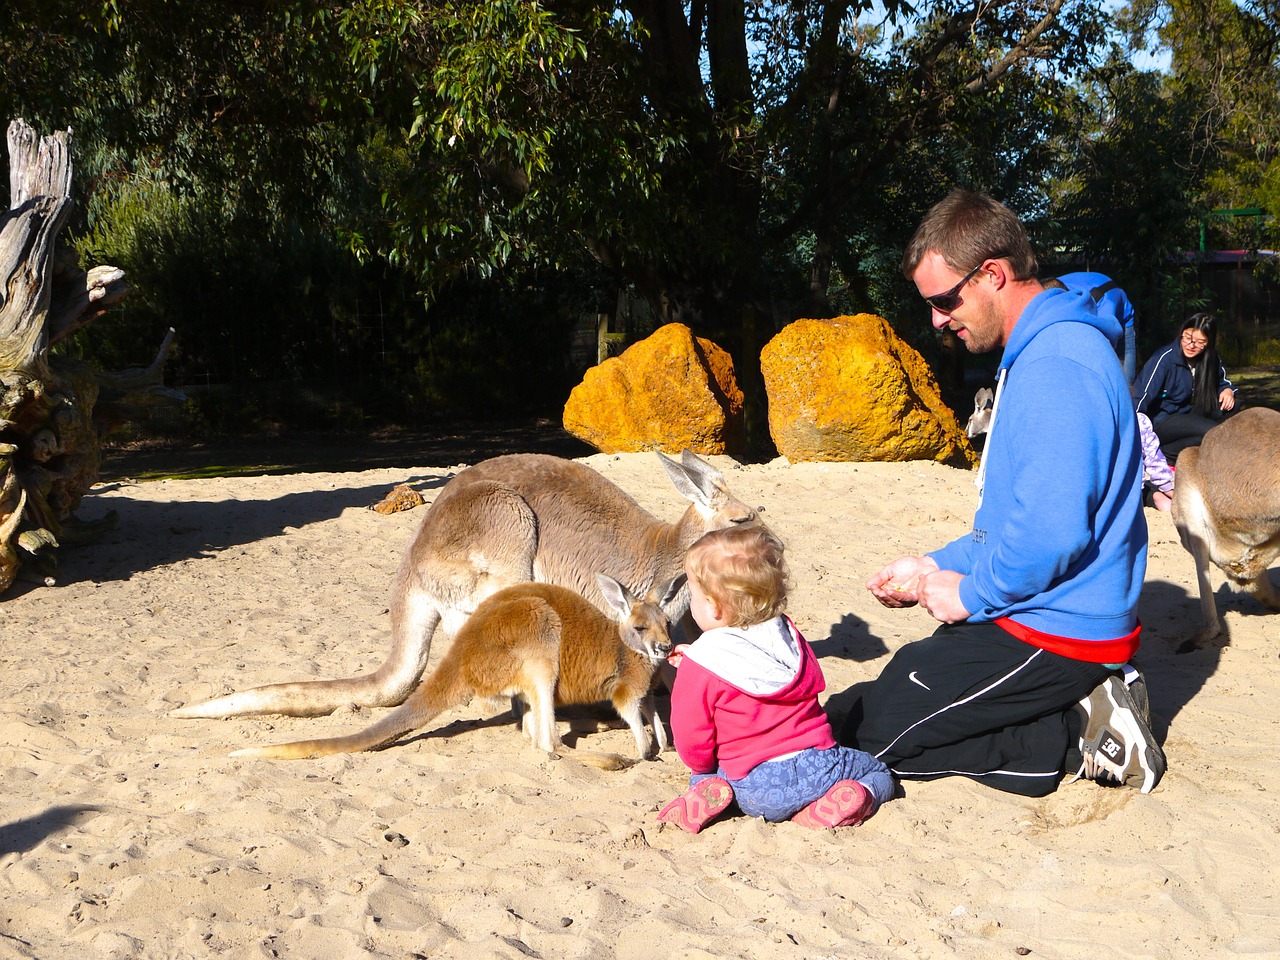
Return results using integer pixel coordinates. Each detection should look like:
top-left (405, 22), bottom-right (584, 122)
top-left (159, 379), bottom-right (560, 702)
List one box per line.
top-left (908, 671), bottom-right (931, 691)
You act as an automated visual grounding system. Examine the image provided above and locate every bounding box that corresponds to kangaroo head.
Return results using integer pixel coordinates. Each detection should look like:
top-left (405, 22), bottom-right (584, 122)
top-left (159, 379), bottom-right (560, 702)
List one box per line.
top-left (658, 449), bottom-right (759, 530)
top-left (596, 572), bottom-right (685, 663)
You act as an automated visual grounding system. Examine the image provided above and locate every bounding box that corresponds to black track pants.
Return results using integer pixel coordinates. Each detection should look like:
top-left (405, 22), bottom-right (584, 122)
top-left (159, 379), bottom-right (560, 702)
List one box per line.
top-left (1154, 411), bottom-right (1222, 462)
top-left (838, 621), bottom-right (1112, 797)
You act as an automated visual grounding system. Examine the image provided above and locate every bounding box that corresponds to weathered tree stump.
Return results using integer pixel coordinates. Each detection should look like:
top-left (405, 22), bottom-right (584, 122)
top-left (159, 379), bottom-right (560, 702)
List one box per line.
top-left (1, 119), bottom-right (142, 593)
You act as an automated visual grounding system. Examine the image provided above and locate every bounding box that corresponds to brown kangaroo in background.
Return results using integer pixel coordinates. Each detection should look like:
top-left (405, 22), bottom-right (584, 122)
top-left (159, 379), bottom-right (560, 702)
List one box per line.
top-left (173, 450), bottom-right (758, 721)
top-left (230, 574), bottom-right (684, 765)
top-left (1171, 408), bottom-right (1280, 650)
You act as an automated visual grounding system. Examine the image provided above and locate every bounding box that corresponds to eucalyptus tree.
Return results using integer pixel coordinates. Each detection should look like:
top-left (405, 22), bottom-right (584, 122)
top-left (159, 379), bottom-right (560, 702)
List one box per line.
top-left (1040, 0), bottom-right (1280, 350)
top-left (335, 1), bottom-right (1111, 334)
top-left (1, 0), bottom-right (381, 395)
top-left (2, 0), bottom-right (1124, 429)
top-left (1041, 57), bottom-right (1203, 338)
top-left (1118, 0), bottom-right (1280, 250)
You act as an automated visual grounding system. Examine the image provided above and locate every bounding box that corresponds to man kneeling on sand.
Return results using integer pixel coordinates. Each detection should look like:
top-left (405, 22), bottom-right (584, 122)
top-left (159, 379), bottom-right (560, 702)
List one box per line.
top-left (838, 188), bottom-right (1165, 796)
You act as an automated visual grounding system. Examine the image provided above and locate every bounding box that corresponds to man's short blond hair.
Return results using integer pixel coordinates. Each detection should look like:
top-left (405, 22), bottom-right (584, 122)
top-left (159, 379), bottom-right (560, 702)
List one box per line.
top-left (684, 526), bottom-right (789, 628)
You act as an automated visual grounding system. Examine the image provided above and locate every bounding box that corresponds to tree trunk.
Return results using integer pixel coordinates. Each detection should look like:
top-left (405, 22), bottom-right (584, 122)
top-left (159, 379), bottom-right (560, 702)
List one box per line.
top-left (1, 119), bottom-right (134, 593)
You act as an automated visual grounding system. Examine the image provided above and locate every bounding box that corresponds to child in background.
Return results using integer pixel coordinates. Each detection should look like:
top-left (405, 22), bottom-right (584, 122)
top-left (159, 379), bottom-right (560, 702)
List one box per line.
top-left (656, 526), bottom-right (895, 833)
top-left (1137, 412), bottom-right (1175, 511)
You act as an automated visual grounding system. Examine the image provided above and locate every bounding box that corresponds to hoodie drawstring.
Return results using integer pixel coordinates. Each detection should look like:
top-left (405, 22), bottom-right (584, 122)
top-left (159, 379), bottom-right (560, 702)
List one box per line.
top-left (975, 368), bottom-right (1008, 507)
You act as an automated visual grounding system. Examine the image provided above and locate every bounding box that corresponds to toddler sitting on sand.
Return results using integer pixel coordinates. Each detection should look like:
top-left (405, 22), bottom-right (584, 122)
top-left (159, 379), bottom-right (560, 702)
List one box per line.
top-left (657, 526), bottom-right (894, 833)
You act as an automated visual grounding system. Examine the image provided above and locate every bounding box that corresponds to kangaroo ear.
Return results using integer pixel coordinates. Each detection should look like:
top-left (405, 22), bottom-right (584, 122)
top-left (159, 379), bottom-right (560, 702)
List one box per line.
top-left (680, 448), bottom-right (705, 470)
top-left (595, 573), bottom-right (634, 618)
top-left (655, 572), bottom-right (687, 607)
top-left (659, 449), bottom-right (724, 508)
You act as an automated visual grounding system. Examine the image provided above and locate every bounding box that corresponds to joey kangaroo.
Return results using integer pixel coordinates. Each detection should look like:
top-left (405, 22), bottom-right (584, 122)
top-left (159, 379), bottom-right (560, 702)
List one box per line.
top-left (230, 574), bottom-right (683, 764)
top-left (965, 386), bottom-right (995, 439)
top-left (1171, 408), bottom-right (1280, 650)
top-left (172, 450), bottom-right (758, 720)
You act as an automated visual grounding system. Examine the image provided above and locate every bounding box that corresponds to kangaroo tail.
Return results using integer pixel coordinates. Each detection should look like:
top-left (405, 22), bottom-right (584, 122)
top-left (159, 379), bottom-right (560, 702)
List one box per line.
top-left (229, 695), bottom-right (439, 760)
top-left (170, 675), bottom-right (398, 720)
top-left (171, 608), bottom-right (442, 719)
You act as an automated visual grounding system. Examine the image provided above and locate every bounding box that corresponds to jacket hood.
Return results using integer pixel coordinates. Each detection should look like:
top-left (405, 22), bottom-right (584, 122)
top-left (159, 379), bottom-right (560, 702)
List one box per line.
top-left (1056, 271), bottom-right (1134, 341)
top-left (682, 616), bottom-right (822, 701)
top-left (1001, 287), bottom-right (1121, 373)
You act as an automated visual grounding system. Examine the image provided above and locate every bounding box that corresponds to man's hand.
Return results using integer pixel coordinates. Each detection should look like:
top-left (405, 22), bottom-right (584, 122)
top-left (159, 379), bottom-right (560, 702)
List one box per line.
top-left (916, 569), bottom-right (971, 623)
top-left (867, 556), bottom-right (939, 608)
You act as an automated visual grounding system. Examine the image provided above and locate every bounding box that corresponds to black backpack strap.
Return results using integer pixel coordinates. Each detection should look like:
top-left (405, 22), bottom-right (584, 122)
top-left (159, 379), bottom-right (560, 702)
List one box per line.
top-left (1089, 279), bottom-right (1121, 301)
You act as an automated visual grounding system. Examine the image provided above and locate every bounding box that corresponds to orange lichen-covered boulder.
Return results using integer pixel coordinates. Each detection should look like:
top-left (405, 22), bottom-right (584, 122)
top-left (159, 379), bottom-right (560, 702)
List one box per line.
top-left (760, 314), bottom-right (976, 466)
top-left (563, 323), bottom-right (746, 455)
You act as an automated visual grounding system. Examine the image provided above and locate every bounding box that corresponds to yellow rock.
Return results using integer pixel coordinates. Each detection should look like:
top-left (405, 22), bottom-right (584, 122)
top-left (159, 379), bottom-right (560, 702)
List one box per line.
top-left (370, 483), bottom-right (425, 515)
top-left (760, 314), bottom-right (976, 466)
top-left (563, 323), bottom-right (745, 455)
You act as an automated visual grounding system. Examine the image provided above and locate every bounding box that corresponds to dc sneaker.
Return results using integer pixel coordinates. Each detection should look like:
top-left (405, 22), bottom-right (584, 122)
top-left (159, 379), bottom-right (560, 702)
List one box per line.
top-left (1071, 673), bottom-right (1165, 793)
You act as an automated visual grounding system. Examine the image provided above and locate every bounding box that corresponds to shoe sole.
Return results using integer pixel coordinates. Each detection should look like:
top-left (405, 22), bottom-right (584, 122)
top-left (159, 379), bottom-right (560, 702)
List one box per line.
top-left (1120, 665), bottom-right (1152, 726)
top-left (657, 777), bottom-right (733, 833)
top-left (791, 780), bottom-right (873, 829)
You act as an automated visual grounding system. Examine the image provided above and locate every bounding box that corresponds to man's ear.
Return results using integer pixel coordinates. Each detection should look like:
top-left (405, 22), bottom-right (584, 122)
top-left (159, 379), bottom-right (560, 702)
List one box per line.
top-left (983, 257), bottom-right (1012, 290)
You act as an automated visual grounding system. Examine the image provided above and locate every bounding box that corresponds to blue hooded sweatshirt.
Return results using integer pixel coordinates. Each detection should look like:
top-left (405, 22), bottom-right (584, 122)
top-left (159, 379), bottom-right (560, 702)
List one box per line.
top-left (1056, 271), bottom-right (1134, 337)
top-left (929, 287), bottom-right (1147, 645)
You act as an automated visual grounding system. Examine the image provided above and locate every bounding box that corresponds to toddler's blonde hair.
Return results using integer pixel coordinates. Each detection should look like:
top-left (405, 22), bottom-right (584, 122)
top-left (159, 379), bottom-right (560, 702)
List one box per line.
top-left (684, 525), bottom-right (789, 628)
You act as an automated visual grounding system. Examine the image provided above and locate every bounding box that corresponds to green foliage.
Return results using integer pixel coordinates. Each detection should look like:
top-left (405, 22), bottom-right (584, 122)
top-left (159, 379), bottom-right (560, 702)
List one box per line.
top-left (1039, 58), bottom-right (1204, 347)
top-left (1219, 337), bottom-right (1280, 368)
top-left (11, 0), bottom-right (1280, 439)
top-left (1048, 0), bottom-right (1280, 356)
top-left (405, 273), bottom-right (587, 417)
top-left (1252, 339), bottom-right (1280, 365)
top-left (71, 178), bottom-right (359, 382)
top-left (328, 0), bottom-right (1123, 345)
top-left (333, 1), bottom-right (663, 287)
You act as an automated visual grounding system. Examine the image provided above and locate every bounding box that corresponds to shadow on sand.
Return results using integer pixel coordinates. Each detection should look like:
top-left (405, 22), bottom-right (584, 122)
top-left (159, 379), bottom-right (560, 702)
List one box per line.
top-left (12, 471), bottom-right (456, 593)
top-left (0, 805), bottom-right (101, 856)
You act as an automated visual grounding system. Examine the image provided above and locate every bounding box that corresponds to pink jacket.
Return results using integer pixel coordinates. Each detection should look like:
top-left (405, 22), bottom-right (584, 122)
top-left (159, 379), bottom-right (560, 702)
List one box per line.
top-left (669, 616), bottom-right (836, 780)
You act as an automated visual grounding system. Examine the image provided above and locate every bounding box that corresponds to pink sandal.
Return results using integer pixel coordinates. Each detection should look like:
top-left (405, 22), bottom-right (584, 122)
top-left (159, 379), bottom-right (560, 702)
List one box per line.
top-left (790, 780), bottom-right (874, 830)
top-left (657, 777), bottom-right (734, 834)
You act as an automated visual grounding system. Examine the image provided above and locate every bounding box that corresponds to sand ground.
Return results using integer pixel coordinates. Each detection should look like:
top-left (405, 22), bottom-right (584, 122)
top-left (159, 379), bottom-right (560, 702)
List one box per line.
top-left (1, 453), bottom-right (1277, 959)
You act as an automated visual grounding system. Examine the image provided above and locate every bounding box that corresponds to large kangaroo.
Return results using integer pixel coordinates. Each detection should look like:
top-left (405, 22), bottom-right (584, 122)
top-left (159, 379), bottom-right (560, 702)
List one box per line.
top-left (172, 450), bottom-right (758, 720)
top-left (1171, 408), bottom-right (1280, 650)
top-left (229, 574), bottom-right (683, 763)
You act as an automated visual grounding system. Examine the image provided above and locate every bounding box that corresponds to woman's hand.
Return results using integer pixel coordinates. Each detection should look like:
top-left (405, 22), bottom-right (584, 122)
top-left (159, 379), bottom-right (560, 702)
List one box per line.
top-left (1219, 387), bottom-right (1236, 411)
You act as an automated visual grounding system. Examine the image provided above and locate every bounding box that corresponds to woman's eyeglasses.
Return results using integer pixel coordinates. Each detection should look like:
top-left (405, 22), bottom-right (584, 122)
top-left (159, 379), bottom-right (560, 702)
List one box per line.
top-left (922, 262), bottom-right (986, 313)
top-left (1181, 333), bottom-right (1209, 349)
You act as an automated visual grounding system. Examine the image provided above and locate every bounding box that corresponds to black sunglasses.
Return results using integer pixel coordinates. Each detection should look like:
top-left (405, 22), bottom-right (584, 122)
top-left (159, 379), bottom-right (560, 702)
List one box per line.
top-left (922, 261), bottom-right (987, 313)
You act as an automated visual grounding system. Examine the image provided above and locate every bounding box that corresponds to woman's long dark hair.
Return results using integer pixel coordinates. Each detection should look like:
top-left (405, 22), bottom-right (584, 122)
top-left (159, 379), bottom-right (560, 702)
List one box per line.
top-left (1181, 313), bottom-right (1224, 417)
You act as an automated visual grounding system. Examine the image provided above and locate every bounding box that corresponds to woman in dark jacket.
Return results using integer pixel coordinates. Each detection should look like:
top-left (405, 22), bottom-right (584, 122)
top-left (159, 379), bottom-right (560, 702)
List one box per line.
top-left (1133, 313), bottom-right (1236, 461)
